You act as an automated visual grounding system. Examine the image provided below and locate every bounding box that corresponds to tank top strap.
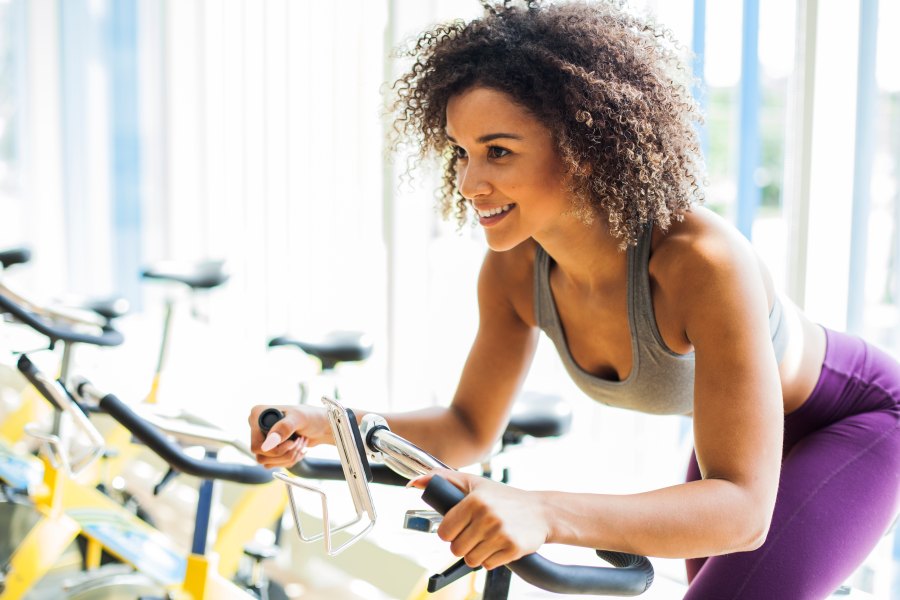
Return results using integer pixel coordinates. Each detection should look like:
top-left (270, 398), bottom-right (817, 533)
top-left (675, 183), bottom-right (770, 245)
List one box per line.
top-left (627, 222), bottom-right (658, 345)
top-left (533, 244), bottom-right (551, 329)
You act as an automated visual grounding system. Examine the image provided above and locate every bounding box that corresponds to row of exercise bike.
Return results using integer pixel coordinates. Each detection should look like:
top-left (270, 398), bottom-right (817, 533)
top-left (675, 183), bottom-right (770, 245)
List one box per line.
top-left (0, 246), bottom-right (656, 599)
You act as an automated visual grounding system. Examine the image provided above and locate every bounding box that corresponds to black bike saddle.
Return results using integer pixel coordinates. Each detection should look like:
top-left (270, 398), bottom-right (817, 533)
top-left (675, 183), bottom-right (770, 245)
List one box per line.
top-left (0, 247), bottom-right (31, 269)
top-left (81, 297), bottom-right (131, 321)
top-left (141, 260), bottom-right (229, 290)
top-left (268, 331), bottom-right (374, 371)
top-left (505, 391), bottom-right (573, 441)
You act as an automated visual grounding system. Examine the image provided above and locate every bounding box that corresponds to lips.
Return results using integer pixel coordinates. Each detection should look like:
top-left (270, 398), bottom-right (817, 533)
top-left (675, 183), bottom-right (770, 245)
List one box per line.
top-left (476, 203), bottom-right (516, 226)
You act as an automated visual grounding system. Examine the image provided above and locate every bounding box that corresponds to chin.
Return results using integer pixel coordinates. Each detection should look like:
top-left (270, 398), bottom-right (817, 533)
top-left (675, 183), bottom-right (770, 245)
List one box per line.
top-left (485, 234), bottom-right (527, 253)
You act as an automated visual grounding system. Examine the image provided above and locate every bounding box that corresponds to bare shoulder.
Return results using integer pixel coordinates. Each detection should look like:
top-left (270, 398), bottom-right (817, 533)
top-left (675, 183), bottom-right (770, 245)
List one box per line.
top-left (650, 206), bottom-right (774, 341)
top-left (651, 206), bottom-right (766, 292)
top-left (479, 239), bottom-right (539, 328)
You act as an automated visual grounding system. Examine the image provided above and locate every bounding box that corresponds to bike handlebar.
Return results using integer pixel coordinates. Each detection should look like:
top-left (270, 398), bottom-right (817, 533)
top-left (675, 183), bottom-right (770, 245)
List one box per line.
top-left (268, 403), bottom-right (654, 596)
top-left (0, 293), bottom-right (123, 347)
top-left (422, 475), bottom-right (654, 596)
top-left (77, 381), bottom-right (273, 485)
top-left (289, 457), bottom-right (408, 486)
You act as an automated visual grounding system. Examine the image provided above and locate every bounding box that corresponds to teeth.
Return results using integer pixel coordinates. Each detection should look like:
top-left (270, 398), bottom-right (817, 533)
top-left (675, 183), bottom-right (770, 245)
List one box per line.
top-left (477, 204), bottom-right (512, 217)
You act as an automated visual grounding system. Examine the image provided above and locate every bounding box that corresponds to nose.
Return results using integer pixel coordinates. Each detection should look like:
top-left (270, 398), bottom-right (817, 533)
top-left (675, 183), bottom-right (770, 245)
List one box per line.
top-left (457, 161), bottom-right (492, 200)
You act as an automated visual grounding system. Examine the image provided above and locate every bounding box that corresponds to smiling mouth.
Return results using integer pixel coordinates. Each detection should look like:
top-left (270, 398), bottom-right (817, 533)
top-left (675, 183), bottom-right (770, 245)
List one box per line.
top-left (475, 203), bottom-right (514, 218)
top-left (475, 203), bottom-right (516, 226)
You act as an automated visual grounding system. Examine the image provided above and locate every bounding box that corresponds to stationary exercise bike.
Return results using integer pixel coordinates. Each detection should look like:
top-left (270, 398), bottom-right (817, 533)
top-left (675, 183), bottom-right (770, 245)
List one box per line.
top-left (265, 397), bottom-right (655, 599)
top-left (0, 291), bottom-right (278, 599)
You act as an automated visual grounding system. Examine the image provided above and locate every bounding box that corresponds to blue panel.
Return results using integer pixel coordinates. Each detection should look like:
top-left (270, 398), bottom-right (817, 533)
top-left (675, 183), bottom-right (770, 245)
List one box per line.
top-left (691, 0), bottom-right (708, 157)
top-left (108, 0), bottom-right (143, 307)
top-left (846, 0), bottom-right (879, 334)
top-left (736, 0), bottom-right (760, 239)
top-left (58, 0), bottom-right (91, 289)
top-left (11, 0), bottom-right (27, 187)
top-left (69, 508), bottom-right (187, 585)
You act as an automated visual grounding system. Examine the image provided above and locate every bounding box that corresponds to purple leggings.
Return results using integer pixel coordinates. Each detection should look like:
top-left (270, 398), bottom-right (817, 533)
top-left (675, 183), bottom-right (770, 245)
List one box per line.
top-left (684, 328), bottom-right (900, 600)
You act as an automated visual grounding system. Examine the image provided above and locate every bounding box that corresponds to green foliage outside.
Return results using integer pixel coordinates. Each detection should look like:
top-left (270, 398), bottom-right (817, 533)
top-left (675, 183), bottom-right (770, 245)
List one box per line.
top-left (704, 80), bottom-right (789, 218)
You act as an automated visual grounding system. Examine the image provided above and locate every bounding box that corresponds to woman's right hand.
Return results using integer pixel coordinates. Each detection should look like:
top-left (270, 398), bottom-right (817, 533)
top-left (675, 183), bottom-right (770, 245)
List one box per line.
top-left (248, 404), bottom-right (333, 468)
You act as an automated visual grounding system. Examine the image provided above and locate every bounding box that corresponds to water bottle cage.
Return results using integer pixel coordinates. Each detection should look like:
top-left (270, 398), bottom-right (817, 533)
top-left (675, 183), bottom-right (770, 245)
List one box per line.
top-left (24, 422), bottom-right (102, 478)
top-left (272, 397), bottom-right (377, 556)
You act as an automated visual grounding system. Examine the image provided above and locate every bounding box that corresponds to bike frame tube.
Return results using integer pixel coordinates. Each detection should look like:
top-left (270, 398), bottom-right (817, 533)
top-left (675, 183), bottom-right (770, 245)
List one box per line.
top-left (191, 451), bottom-right (218, 556)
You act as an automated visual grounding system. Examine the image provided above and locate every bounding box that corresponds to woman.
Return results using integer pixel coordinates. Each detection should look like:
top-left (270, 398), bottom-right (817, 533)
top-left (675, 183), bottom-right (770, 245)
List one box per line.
top-left (250, 2), bottom-right (900, 598)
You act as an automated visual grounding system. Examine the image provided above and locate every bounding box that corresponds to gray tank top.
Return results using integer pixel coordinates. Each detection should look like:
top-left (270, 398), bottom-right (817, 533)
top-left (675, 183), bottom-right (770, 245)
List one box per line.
top-left (533, 225), bottom-right (789, 416)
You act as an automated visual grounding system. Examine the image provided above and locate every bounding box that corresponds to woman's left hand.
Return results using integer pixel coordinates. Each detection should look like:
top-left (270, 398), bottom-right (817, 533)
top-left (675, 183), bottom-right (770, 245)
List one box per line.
top-left (409, 468), bottom-right (551, 570)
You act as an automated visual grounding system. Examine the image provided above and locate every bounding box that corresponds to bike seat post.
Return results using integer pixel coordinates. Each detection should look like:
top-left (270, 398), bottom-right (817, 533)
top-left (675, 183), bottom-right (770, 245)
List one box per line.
top-left (50, 339), bottom-right (77, 438)
top-left (241, 541), bottom-right (278, 600)
top-left (316, 362), bottom-right (340, 401)
top-left (191, 449), bottom-right (219, 557)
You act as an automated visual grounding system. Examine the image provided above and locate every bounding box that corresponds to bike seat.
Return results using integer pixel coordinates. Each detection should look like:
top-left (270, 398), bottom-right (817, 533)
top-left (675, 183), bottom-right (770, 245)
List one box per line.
top-left (268, 331), bottom-right (374, 370)
top-left (0, 247), bottom-right (31, 269)
top-left (503, 391), bottom-right (573, 443)
top-left (242, 541), bottom-right (278, 562)
top-left (141, 260), bottom-right (229, 290)
top-left (82, 297), bottom-right (131, 321)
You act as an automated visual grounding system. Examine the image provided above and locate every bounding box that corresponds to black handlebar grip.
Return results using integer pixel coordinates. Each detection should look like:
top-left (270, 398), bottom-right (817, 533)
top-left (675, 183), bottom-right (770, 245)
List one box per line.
top-left (257, 408), bottom-right (300, 442)
top-left (17, 354), bottom-right (65, 411)
top-left (97, 392), bottom-right (273, 485)
top-left (289, 458), bottom-right (409, 486)
top-left (421, 474), bottom-right (466, 514)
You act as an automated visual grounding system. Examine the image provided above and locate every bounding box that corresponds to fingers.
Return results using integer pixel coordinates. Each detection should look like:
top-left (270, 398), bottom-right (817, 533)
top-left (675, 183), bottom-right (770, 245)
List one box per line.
top-left (440, 486), bottom-right (493, 559)
top-left (481, 547), bottom-right (519, 571)
top-left (248, 404), bottom-right (304, 455)
top-left (417, 472), bottom-right (533, 570)
top-left (249, 404), bottom-right (306, 465)
top-left (446, 516), bottom-right (526, 570)
top-left (260, 431), bottom-right (282, 452)
top-left (409, 467), bottom-right (474, 491)
top-left (464, 540), bottom-right (518, 570)
top-left (255, 436), bottom-right (308, 468)
top-left (407, 474), bottom-right (432, 489)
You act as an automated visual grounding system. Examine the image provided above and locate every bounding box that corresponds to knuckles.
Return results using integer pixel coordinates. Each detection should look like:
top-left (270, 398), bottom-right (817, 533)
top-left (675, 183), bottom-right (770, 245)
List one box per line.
top-left (437, 526), bottom-right (452, 543)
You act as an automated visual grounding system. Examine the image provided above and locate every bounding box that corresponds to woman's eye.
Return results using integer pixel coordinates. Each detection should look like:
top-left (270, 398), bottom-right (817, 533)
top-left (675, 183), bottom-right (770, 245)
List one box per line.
top-left (487, 146), bottom-right (510, 159)
top-left (453, 146), bottom-right (468, 160)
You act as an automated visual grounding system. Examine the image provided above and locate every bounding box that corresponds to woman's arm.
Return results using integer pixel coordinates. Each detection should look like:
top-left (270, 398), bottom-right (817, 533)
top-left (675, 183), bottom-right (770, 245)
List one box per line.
top-left (385, 247), bottom-right (540, 467)
top-left (251, 247), bottom-right (539, 469)
top-left (419, 224), bottom-right (784, 566)
top-left (554, 226), bottom-right (782, 557)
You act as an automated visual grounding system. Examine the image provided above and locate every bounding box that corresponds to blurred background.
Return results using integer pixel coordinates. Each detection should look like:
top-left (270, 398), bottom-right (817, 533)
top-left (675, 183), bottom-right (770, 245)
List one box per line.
top-left (0, 0), bottom-right (897, 597)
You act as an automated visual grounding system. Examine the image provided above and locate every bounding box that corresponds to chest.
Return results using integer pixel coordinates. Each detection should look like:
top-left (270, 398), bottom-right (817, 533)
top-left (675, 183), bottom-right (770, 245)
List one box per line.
top-left (548, 267), bottom-right (692, 382)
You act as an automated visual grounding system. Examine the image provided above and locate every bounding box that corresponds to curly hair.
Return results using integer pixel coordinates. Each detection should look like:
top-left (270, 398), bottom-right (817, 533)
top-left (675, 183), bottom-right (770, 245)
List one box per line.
top-left (389, 0), bottom-right (705, 248)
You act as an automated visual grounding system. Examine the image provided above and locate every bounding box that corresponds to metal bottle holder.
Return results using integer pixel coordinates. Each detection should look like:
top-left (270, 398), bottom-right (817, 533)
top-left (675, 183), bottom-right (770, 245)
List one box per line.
top-left (24, 372), bottom-right (104, 478)
top-left (272, 397), bottom-right (377, 556)
top-left (272, 396), bottom-right (450, 556)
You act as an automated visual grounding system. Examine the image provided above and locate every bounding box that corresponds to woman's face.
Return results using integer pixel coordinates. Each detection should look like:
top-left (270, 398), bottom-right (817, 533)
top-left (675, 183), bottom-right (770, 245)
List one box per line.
top-left (446, 86), bottom-right (573, 251)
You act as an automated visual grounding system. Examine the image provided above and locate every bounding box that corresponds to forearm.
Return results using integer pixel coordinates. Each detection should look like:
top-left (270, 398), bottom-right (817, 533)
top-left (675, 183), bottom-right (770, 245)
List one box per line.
top-left (541, 479), bottom-right (770, 559)
top-left (362, 405), bottom-right (490, 469)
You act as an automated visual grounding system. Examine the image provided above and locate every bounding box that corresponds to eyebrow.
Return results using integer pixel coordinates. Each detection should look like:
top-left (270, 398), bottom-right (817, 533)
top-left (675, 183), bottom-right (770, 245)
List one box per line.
top-left (446, 132), bottom-right (524, 144)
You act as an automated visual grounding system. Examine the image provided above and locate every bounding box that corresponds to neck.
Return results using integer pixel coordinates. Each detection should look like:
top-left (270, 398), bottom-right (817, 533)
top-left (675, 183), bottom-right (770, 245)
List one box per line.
top-left (533, 212), bottom-right (628, 293)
